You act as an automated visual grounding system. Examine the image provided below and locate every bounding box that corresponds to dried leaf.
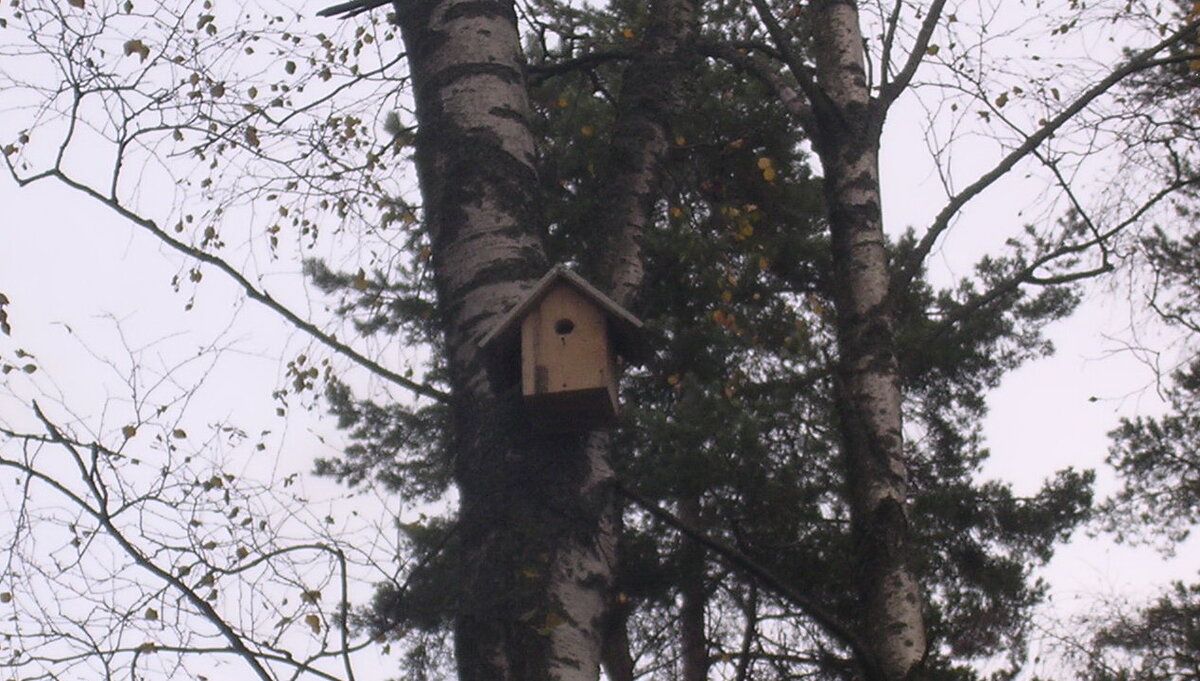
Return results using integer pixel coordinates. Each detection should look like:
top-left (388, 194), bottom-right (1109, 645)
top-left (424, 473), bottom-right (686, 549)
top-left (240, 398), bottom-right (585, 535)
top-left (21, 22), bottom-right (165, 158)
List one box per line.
top-left (123, 39), bottom-right (150, 62)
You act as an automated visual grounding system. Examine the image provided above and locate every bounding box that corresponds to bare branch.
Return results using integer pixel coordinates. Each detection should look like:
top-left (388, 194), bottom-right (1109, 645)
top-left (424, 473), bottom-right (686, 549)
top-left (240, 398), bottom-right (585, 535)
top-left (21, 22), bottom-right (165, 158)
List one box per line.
top-left (876, 0), bottom-right (948, 111)
top-left (894, 18), bottom-right (1200, 293)
top-left (2, 164), bottom-right (448, 403)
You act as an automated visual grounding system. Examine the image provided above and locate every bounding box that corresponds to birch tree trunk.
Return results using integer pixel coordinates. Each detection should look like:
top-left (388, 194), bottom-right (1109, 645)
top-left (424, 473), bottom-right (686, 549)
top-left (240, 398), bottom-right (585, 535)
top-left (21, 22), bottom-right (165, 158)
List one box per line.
top-left (808, 2), bottom-right (927, 679)
top-left (591, 0), bottom-right (699, 306)
top-left (394, 2), bottom-right (616, 680)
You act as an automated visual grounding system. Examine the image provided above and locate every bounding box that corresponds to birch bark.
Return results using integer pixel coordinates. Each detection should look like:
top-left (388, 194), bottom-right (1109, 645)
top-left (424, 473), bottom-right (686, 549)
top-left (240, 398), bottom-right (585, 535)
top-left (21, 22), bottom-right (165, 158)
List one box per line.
top-left (806, 2), bottom-right (927, 679)
top-left (394, 2), bottom-right (616, 680)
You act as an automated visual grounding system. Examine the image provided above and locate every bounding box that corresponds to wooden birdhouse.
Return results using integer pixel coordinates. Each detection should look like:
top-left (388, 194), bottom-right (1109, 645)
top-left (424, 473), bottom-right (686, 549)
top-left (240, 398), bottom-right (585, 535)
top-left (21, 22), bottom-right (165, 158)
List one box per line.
top-left (479, 266), bottom-right (649, 430)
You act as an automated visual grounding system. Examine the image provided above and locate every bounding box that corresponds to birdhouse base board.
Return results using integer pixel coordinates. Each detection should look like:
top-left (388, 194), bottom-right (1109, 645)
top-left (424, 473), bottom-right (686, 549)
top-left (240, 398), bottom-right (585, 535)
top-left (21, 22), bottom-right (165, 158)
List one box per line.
top-left (524, 387), bottom-right (619, 431)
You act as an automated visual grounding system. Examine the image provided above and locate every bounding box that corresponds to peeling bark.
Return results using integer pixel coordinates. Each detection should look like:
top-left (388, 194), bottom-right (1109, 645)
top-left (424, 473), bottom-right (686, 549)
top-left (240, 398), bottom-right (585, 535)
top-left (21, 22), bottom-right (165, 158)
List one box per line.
top-left (395, 3), bottom-right (616, 680)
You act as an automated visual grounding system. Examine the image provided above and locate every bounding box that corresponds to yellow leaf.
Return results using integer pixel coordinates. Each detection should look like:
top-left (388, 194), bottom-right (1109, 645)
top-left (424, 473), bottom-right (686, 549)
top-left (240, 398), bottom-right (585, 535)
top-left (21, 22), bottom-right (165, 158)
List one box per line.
top-left (762, 167), bottom-right (777, 182)
top-left (536, 611), bottom-right (565, 635)
top-left (925, 44), bottom-right (940, 56)
top-left (0, 591), bottom-right (12, 603)
top-left (621, 27), bottom-right (635, 39)
top-left (675, 135), bottom-right (686, 146)
top-left (68, 0), bottom-right (85, 7)
top-left (145, 607), bottom-right (158, 621)
top-left (670, 206), bottom-right (683, 218)
top-left (666, 375), bottom-right (680, 386)
top-left (758, 257), bottom-right (770, 270)
top-left (122, 425), bottom-right (137, 440)
top-left (995, 92), bottom-right (1008, 107)
top-left (235, 546), bottom-right (249, 560)
top-left (721, 290), bottom-right (732, 303)
top-left (757, 157), bottom-right (773, 170)
top-left (555, 96), bottom-right (569, 108)
top-left (580, 124), bottom-right (594, 137)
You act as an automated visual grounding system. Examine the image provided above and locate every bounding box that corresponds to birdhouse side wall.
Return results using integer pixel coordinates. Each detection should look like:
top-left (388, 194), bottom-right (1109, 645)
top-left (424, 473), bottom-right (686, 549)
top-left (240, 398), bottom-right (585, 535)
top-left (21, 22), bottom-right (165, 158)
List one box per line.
top-left (520, 284), bottom-right (616, 401)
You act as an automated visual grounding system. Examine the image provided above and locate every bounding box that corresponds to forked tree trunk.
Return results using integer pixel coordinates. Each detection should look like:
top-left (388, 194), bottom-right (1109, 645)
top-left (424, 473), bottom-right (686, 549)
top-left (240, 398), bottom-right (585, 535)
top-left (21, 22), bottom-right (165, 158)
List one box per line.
top-left (395, 2), bottom-right (616, 680)
top-left (807, 2), bottom-right (927, 679)
top-left (591, 0), bottom-right (699, 305)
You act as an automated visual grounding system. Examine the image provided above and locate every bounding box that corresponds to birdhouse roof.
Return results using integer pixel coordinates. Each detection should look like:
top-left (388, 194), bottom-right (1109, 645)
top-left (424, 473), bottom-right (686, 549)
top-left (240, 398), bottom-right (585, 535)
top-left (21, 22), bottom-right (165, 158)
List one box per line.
top-left (479, 265), bottom-right (651, 364)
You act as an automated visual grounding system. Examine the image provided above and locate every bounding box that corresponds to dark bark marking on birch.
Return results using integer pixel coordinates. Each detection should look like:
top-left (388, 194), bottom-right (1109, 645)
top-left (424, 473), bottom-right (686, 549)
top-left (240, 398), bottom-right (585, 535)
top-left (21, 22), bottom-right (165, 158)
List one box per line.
top-left (442, 0), bottom-right (513, 23)
top-left (489, 105), bottom-right (528, 122)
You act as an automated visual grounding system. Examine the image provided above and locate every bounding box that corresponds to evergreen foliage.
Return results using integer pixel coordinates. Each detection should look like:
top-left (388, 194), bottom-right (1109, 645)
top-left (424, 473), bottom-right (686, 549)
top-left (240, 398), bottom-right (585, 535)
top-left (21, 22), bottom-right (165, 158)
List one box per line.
top-left (304, 3), bottom-right (1097, 679)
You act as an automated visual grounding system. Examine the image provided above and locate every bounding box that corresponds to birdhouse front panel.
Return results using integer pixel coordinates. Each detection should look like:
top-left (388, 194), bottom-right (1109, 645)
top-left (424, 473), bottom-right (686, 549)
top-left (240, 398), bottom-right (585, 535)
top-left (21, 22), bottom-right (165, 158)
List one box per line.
top-left (520, 282), bottom-right (619, 426)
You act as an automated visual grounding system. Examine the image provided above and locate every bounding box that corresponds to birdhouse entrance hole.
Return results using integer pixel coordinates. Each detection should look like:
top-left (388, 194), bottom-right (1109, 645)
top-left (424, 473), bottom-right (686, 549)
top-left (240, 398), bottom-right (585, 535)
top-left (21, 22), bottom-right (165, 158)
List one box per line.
top-left (554, 318), bottom-right (575, 335)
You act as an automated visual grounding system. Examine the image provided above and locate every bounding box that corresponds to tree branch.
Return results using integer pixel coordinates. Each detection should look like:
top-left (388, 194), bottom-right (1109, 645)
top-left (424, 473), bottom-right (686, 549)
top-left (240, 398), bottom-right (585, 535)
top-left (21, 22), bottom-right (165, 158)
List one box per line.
top-left (876, 0), bottom-right (947, 111)
top-left (894, 18), bottom-right (1200, 294)
top-left (527, 49), bottom-right (636, 85)
top-left (698, 41), bottom-right (816, 136)
top-left (17, 403), bottom-right (278, 681)
top-left (613, 481), bottom-right (875, 678)
top-left (3, 164), bottom-right (449, 403)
